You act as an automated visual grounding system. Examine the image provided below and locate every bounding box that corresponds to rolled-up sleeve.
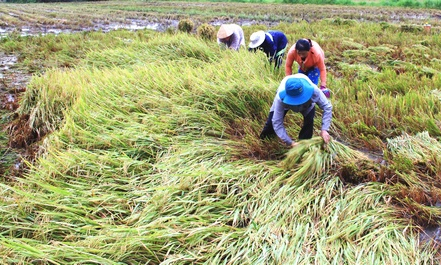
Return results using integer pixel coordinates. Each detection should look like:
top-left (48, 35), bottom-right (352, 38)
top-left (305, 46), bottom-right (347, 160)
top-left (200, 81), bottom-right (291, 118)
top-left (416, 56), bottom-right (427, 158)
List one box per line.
top-left (269, 78), bottom-right (292, 145)
top-left (314, 89), bottom-right (332, 131)
top-left (272, 99), bottom-right (293, 146)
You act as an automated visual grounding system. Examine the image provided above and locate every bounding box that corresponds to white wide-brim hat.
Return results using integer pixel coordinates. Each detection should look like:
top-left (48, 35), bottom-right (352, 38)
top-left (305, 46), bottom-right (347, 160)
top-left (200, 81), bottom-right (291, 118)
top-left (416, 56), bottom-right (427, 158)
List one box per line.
top-left (248, 30), bottom-right (265, 49)
top-left (217, 24), bottom-right (234, 39)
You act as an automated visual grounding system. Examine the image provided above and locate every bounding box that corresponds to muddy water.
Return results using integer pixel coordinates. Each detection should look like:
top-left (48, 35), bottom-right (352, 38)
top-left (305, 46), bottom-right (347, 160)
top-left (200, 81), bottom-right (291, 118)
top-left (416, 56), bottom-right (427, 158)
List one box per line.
top-left (0, 53), bottom-right (31, 177)
top-left (419, 200), bottom-right (441, 244)
top-left (0, 54), bottom-right (31, 91)
top-left (0, 19), bottom-right (181, 38)
top-left (0, 17), bottom-right (284, 39)
top-left (421, 226), bottom-right (441, 244)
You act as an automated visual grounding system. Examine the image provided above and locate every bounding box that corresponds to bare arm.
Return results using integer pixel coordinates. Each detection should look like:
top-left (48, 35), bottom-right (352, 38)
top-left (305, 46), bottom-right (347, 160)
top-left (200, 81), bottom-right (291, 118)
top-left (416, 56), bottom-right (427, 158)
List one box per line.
top-left (285, 48), bottom-right (295, 76)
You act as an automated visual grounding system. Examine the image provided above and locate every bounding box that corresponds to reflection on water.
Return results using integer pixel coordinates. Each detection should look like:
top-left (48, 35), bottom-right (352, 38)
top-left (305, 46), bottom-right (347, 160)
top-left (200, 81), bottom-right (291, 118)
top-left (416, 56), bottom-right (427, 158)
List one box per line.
top-left (0, 18), bottom-right (181, 38)
top-left (0, 55), bottom-right (19, 89)
top-left (420, 226), bottom-right (441, 244)
top-left (420, 200), bottom-right (441, 245)
top-left (0, 53), bottom-right (31, 92)
top-left (6, 94), bottom-right (15, 103)
top-left (0, 55), bottom-right (17, 69)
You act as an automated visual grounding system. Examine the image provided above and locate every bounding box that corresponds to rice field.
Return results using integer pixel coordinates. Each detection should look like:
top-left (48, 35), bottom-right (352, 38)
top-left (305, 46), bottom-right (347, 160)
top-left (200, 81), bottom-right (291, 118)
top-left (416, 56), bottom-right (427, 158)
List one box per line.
top-left (0, 0), bottom-right (441, 37)
top-left (0, 1), bottom-right (441, 264)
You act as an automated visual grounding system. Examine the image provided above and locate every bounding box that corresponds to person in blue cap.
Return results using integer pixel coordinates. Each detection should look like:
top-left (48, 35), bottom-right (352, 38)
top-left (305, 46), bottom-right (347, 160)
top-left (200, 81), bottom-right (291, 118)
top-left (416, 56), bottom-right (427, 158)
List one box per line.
top-left (248, 30), bottom-right (288, 68)
top-left (259, 73), bottom-right (332, 147)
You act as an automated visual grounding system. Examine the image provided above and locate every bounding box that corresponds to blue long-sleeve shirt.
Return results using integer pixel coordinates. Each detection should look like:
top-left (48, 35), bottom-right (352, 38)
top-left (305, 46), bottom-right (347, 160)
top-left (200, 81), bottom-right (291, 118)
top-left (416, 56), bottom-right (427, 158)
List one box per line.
top-left (259, 31), bottom-right (288, 58)
top-left (270, 74), bottom-right (333, 146)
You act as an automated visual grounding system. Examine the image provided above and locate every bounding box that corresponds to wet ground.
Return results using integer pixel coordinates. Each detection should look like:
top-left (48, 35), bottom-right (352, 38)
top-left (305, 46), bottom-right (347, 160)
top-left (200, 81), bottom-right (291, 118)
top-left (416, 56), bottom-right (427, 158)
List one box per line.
top-left (0, 18), bottom-right (282, 39)
top-left (0, 53), bottom-right (30, 178)
top-left (0, 0), bottom-right (440, 39)
top-left (0, 19), bottom-right (181, 38)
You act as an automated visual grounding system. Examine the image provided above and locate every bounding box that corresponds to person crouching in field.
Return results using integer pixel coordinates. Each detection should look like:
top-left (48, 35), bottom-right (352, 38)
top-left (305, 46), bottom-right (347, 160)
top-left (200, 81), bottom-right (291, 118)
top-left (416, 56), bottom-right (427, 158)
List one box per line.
top-left (217, 24), bottom-right (245, 51)
top-left (248, 30), bottom-right (288, 68)
top-left (259, 74), bottom-right (332, 147)
top-left (285, 38), bottom-right (331, 98)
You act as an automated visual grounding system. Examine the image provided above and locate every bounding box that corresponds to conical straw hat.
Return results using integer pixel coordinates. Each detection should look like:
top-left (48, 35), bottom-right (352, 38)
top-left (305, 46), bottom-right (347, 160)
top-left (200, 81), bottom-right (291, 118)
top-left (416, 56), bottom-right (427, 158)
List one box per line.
top-left (217, 24), bottom-right (234, 39)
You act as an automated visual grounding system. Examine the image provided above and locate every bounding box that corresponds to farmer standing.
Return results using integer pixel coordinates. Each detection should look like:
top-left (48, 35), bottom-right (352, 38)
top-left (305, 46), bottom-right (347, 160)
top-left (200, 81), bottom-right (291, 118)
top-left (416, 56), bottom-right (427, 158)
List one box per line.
top-left (285, 38), bottom-right (330, 98)
top-left (259, 73), bottom-right (332, 147)
top-left (217, 24), bottom-right (245, 51)
top-left (248, 30), bottom-right (288, 68)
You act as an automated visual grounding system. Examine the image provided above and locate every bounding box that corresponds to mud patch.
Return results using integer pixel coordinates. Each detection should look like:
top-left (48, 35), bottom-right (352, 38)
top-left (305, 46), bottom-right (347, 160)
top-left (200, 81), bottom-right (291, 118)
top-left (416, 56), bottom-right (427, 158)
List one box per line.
top-left (0, 53), bottom-right (32, 179)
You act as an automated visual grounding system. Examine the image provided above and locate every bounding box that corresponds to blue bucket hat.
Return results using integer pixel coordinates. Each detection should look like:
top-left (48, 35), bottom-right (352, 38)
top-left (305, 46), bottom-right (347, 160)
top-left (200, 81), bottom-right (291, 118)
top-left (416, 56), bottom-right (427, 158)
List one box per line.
top-left (279, 77), bottom-right (314, 106)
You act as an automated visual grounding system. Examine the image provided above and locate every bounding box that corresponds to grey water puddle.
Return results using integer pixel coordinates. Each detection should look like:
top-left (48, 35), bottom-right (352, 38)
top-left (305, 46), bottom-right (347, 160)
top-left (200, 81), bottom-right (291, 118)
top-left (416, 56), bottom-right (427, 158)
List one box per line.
top-left (0, 54), bottom-right (29, 115)
top-left (5, 94), bottom-right (14, 103)
top-left (0, 54), bottom-right (30, 91)
top-left (421, 226), bottom-right (441, 245)
top-left (0, 55), bottom-right (17, 68)
top-left (0, 18), bottom-right (181, 38)
top-left (0, 17), bottom-right (281, 39)
top-left (419, 201), bottom-right (441, 245)
top-left (98, 21), bottom-right (169, 32)
top-left (0, 52), bottom-right (30, 178)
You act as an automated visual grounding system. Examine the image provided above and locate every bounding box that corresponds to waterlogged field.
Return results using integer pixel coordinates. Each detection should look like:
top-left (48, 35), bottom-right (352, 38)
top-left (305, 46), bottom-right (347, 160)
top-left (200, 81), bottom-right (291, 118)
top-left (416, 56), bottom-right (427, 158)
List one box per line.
top-left (0, 0), bottom-right (440, 36)
top-left (0, 1), bottom-right (441, 264)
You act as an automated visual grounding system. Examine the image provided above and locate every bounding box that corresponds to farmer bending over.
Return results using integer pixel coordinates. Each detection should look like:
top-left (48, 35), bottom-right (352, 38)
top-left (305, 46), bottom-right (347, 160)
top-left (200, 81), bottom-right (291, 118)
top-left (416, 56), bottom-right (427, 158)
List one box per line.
top-left (248, 30), bottom-right (288, 68)
top-left (217, 24), bottom-right (245, 51)
top-left (285, 38), bottom-right (330, 98)
top-left (259, 73), bottom-right (332, 147)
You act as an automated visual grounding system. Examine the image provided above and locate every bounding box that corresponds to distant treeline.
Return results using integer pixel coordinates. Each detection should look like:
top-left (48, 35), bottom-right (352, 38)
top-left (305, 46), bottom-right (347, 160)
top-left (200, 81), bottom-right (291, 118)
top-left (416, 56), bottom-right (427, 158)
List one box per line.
top-left (278, 0), bottom-right (441, 8)
top-left (4, 0), bottom-right (441, 9)
top-left (5, 0), bottom-right (107, 2)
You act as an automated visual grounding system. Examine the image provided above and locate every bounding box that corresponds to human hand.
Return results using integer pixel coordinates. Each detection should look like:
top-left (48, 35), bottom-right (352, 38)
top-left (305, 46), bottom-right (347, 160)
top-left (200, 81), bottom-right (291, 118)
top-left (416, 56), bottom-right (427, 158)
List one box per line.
top-left (320, 85), bottom-right (331, 98)
top-left (319, 130), bottom-right (331, 144)
top-left (290, 142), bottom-right (299, 148)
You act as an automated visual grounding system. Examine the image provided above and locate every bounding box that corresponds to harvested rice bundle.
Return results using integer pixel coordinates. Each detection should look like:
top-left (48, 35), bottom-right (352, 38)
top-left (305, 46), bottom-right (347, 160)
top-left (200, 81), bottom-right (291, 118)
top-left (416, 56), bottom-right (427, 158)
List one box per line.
top-left (282, 137), bottom-right (368, 171)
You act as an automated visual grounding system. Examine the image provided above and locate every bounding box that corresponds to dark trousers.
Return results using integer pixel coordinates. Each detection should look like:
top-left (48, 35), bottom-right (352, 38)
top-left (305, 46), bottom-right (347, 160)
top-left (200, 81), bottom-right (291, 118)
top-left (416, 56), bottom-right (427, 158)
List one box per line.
top-left (259, 107), bottom-right (316, 140)
top-left (273, 55), bottom-right (284, 69)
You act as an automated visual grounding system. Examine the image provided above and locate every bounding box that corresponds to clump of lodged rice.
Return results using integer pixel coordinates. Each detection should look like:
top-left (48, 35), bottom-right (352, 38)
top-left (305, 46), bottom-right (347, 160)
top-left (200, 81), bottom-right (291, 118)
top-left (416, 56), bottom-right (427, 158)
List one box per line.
top-left (197, 23), bottom-right (216, 41)
top-left (178, 19), bottom-right (194, 33)
top-left (282, 137), bottom-right (367, 171)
